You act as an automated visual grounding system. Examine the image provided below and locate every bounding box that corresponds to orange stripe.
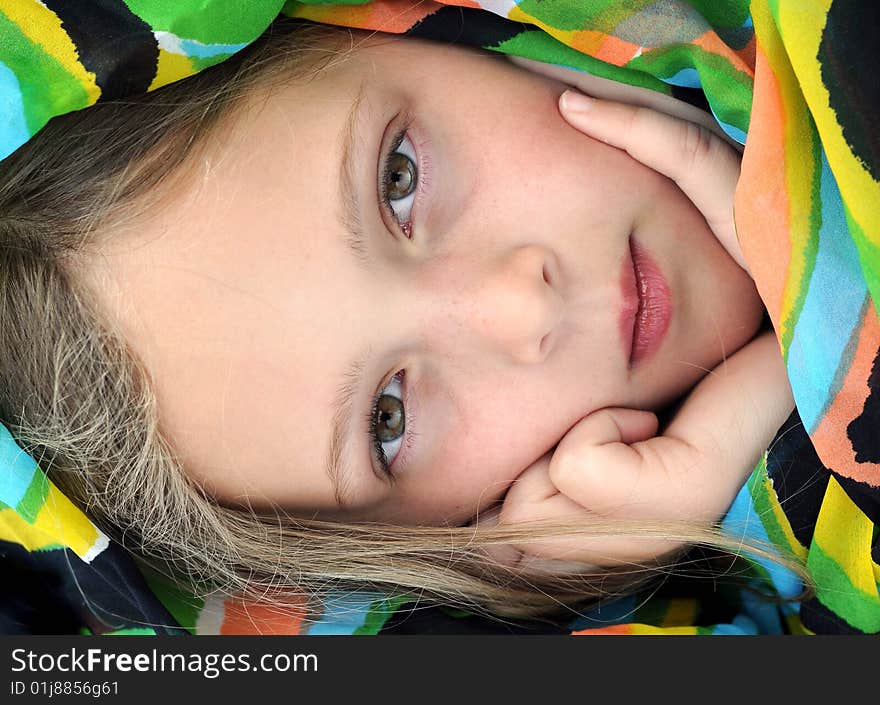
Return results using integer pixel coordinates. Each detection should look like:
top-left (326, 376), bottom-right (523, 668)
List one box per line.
top-left (810, 305), bottom-right (880, 487)
top-left (220, 597), bottom-right (308, 635)
top-left (693, 30), bottom-right (754, 78)
top-left (290, 0), bottom-right (440, 33)
top-left (437, 0), bottom-right (480, 9)
top-left (593, 34), bottom-right (643, 66)
top-left (735, 33), bottom-right (756, 70)
top-left (545, 28), bottom-right (605, 57)
top-left (572, 624), bottom-right (634, 635)
top-left (734, 41), bottom-right (790, 333)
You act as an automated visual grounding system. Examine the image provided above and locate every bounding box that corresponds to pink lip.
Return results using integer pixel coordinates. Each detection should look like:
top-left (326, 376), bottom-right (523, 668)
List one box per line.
top-left (619, 237), bottom-right (672, 367)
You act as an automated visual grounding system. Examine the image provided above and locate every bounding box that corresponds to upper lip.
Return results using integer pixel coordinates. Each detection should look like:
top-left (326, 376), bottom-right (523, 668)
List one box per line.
top-left (621, 237), bottom-right (640, 364)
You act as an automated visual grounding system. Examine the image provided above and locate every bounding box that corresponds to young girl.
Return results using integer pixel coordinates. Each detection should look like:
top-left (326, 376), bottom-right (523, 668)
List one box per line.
top-left (0, 16), bottom-right (813, 628)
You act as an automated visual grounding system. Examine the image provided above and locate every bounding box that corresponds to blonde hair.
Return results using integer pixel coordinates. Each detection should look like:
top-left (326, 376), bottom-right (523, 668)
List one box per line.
top-left (0, 18), bottom-right (809, 625)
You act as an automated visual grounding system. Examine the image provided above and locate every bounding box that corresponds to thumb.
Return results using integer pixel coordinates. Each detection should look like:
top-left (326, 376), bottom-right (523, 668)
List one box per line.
top-left (549, 407), bottom-right (660, 516)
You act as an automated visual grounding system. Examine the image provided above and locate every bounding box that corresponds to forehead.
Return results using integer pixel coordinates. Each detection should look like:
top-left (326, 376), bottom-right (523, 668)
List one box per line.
top-left (79, 46), bottom-right (387, 509)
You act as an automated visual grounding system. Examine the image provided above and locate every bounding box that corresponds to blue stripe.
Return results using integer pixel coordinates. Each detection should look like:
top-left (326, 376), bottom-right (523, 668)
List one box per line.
top-left (785, 153), bottom-right (865, 433)
top-left (0, 60), bottom-right (31, 161)
top-left (178, 38), bottom-right (248, 59)
top-left (721, 478), bottom-right (802, 600)
top-left (305, 591), bottom-right (380, 635)
top-left (708, 102), bottom-right (747, 144)
top-left (738, 590), bottom-right (785, 634)
top-left (567, 595), bottom-right (637, 631)
top-left (0, 422), bottom-right (39, 509)
top-left (662, 66), bottom-right (702, 88)
top-left (711, 621), bottom-right (755, 635)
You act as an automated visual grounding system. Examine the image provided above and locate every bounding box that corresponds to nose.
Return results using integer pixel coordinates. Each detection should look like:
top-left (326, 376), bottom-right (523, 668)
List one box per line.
top-left (441, 245), bottom-right (563, 364)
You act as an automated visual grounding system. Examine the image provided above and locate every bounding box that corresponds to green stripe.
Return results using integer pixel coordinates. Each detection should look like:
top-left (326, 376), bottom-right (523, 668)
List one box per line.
top-left (779, 130), bottom-right (823, 362)
top-left (353, 595), bottom-right (411, 635)
top-left (514, 0), bottom-right (656, 32)
top-left (189, 52), bottom-right (238, 74)
top-left (494, 32), bottom-right (670, 93)
top-left (633, 597), bottom-right (675, 626)
top-left (685, 0), bottom-right (751, 28)
top-left (746, 462), bottom-right (788, 552)
top-left (16, 467), bottom-right (51, 523)
top-left (807, 541), bottom-right (880, 633)
top-left (0, 8), bottom-right (90, 135)
top-left (844, 200), bottom-right (880, 315)
top-left (32, 543), bottom-right (65, 552)
top-left (628, 43), bottom-right (753, 135)
top-left (141, 567), bottom-right (205, 634)
top-left (123, 0), bottom-right (285, 45)
top-left (105, 627), bottom-right (159, 635)
top-left (286, 0), bottom-right (373, 6)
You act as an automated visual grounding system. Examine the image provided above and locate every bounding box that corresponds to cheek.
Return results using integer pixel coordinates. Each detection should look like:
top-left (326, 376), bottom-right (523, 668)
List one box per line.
top-left (438, 388), bottom-right (569, 496)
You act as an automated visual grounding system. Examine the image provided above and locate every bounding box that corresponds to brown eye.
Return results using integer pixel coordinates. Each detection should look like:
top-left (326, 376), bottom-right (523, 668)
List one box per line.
top-left (386, 152), bottom-right (417, 201)
top-left (374, 394), bottom-right (405, 442)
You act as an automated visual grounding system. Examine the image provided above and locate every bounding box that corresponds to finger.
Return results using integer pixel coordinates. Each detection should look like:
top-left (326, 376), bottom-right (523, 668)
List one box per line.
top-left (559, 90), bottom-right (749, 273)
top-left (506, 55), bottom-right (739, 149)
top-left (549, 408), bottom-right (672, 518)
top-left (548, 407), bottom-right (726, 525)
top-left (488, 453), bottom-right (683, 569)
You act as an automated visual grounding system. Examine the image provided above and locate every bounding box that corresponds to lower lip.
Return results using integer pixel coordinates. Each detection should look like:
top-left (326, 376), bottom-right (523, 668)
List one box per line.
top-left (619, 238), bottom-right (673, 367)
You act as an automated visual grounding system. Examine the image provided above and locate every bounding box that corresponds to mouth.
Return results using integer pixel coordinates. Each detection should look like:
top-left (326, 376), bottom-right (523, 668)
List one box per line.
top-left (619, 236), bottom-right (673, 368)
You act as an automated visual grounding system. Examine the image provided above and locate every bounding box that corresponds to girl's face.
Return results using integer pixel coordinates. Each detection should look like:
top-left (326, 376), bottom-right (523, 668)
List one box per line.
top-left (85, 36), bottom-right (763, 526)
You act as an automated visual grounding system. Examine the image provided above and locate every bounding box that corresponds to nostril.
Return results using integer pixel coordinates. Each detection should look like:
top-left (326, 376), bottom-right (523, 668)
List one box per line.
top-left (542, 263), bottom-right (550, 285)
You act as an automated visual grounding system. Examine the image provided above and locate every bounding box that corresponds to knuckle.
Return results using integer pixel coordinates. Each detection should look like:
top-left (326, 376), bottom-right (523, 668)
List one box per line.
top-left (482, 541), bottom-right (525, 569)
top-left (681, 121), bottom-right (717, 169)
top-left (548, 446), bottom-right (579, 487)
top-left (497, 497), bottom-right (528, 525)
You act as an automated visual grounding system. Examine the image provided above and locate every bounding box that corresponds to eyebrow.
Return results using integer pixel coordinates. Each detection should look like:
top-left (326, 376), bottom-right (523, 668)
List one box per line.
top-left (327, 83), bottom-right (372, 508)
top-left (337, 80), bottom-right (370, 266)
top-left (327, 350), bottom-right (370, 509)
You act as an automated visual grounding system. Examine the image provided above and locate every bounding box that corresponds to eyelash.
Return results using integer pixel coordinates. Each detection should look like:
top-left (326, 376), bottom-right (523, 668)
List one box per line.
top-left (367, 118), bottom-right (424, 479)
top-left (366, 370), bottom-right (413, 479)
top-left (379, 123), bottom-right (417, 239)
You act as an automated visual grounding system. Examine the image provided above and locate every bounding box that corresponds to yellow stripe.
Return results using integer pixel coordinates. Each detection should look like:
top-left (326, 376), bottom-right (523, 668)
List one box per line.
top-left (785, 613), bottom-right (812, 635)
top-left (761, 469), bottom-right (808, 560)
top-left (30, 483), bottom-right (104, 560)
top-left (0, 507), bottom-right (62, 553)
top-left (1, 490), bottom-right (103, 561)
top-left (0, 0), bottom-right (100, 106)
top-left (508, 6), bottom-right (602, 54)
top-left (148, 48), bottom-right (196, 92)
top-left (629, 624), bottom-right (700, 635)
top-left (660, 599), bottom-right (699, 628)
top-left (813, 477), bottom-right (877, 598)
top-left (777, 2), bottom-right (880, 250)
top-left (751, 1), bottom-right (816, 347)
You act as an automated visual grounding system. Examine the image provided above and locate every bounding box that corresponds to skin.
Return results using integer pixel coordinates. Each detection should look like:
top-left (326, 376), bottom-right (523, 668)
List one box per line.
top-left (81, 37), bottom-right (768, 544)
top-left (480, 76), bottom-right (796, 568)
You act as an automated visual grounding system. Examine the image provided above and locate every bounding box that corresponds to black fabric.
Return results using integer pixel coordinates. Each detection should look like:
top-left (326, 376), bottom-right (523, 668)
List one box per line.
top-left (41, 0), bottom-right (159, 100)
top-left (0, 539), bottom-right (186, 635)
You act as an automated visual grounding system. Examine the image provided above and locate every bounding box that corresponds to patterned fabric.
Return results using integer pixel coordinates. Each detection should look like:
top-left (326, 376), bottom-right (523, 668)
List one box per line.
top-left (1, 0), bottom-right (878, 634)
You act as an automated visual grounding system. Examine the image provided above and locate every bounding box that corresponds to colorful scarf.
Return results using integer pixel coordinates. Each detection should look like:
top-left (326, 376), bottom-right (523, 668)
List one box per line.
top-left (1, 0), bottom-right (878, 635)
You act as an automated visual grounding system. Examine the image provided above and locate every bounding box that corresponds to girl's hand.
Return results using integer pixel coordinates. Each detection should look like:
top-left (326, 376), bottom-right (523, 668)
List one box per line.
top-left (486, 331), bottom-right (795, 571)
top-left (558, 88), bottom-right (750, 274)
top-left (506, 55), bottom-right (748, 274)
top-left (479, 67), bottom-right (794, 572)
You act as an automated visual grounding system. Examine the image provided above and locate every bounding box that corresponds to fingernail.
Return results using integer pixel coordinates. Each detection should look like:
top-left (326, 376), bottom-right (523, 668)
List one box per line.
top-left (561, 90), bottom-right (594, 114)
